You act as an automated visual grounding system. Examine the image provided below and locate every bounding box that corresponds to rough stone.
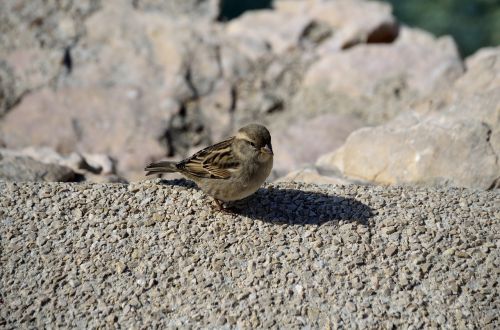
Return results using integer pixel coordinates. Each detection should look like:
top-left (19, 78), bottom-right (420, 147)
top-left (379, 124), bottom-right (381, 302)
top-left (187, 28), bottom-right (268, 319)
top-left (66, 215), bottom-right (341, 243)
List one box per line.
top-left (272, 113), bottom-right (364, 176)
top-left (0, 180), bottom-right (497, 328)
top-left (284, 26), bottom-right (463, 129)
top-left (0, 155), bottom-right (78, 182)
top-left (277, 0), bottom-right (399, 49)
top-left (0, 87), bottom-right (168, 179)
top-left (317, 47), bottom-right (500, 190)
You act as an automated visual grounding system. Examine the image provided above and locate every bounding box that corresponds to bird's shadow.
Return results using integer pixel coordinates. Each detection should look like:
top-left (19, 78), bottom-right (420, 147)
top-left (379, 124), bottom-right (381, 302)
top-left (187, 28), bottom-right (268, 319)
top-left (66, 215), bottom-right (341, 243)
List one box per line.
top-left (160, 179), bottom-right (374, 226)
top-left (233, 187), bottom-right (373, 226)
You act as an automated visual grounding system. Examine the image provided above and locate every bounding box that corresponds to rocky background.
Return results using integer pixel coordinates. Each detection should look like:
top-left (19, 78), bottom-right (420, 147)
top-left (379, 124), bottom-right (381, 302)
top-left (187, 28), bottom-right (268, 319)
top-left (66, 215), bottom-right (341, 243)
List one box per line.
top-left (0, 0), bottom-right (498, 189)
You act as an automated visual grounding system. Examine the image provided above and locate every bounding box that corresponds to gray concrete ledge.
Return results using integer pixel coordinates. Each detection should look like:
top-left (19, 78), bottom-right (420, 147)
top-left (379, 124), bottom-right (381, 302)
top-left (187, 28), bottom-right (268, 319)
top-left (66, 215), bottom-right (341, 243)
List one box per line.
top-left (1, 180), bottom-right (498, 328)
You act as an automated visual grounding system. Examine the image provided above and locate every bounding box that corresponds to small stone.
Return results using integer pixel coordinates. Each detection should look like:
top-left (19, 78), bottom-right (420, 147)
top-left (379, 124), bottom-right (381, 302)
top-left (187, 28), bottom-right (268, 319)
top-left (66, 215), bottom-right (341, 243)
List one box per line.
top-left (420, 263), bottom-right (432, 274)
top-left (413, 255), bottom-right (425, 265)
top-left (294, 284), bottom-right (304, 297)
top-left (385, 246), bottom-right (398, 257)
top-left (152, 213), bottom-right (164, 222)
top-left (115, 261), bottom-right (127, 274)
top-left (144, 218), bottom-right (155, 227)
top-left (383, 226), bottom-right (397, 235)
top-left (455, 251), bottom-right (469, 258)
top-left (68, 279), bottom-right (81, 288)
top-left (345, 302), bottom-right (357, 313)
top-left (444, 248), bottom-right (456, 256)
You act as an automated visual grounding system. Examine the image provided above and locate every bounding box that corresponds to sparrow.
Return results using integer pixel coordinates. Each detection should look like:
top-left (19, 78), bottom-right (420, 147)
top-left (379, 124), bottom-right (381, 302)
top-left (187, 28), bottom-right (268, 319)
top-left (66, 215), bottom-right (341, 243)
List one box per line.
top-left (145, 123), bottom-right (273, 210)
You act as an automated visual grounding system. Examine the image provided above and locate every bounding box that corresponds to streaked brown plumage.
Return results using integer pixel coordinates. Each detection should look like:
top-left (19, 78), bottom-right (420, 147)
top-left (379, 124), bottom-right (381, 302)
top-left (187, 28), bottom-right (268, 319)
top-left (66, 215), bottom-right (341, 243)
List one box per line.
top-left (145, 124), bottom-right (273, 209)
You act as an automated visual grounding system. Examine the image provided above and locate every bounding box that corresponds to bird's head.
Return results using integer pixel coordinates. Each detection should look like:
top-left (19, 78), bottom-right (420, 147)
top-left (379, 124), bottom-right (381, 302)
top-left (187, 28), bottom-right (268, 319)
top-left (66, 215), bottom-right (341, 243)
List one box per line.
top-left (233, 123), bottom-right (273, 162)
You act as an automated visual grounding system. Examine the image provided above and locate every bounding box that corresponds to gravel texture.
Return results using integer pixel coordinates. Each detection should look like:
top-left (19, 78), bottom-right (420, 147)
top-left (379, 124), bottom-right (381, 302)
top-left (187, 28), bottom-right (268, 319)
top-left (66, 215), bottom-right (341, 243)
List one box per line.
top-left (1, 179), bottom-right (499, 329)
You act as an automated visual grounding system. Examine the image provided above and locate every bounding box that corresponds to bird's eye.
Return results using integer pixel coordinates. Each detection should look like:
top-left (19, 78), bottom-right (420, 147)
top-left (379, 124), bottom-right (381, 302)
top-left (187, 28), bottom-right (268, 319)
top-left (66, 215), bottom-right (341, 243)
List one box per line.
top-left (249, 141), bottom-right (256, 147)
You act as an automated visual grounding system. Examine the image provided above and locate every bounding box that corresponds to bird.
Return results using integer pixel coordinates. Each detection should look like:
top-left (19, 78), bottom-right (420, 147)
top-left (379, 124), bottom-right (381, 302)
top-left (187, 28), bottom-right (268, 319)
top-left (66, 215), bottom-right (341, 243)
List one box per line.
top-left (145, 123), bottom-right (273, 210)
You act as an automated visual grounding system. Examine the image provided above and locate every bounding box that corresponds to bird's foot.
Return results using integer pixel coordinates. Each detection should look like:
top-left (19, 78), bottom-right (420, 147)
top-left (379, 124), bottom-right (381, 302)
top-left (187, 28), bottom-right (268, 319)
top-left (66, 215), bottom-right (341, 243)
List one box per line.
top-left (213, 199), bottom-right (236, 213)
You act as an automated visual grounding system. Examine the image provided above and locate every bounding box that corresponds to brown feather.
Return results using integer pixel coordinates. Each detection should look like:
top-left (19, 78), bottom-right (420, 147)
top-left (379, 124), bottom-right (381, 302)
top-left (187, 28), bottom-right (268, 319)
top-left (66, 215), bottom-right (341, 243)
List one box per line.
top-left (177, 137), bottom-right (239, 179)
top-left (144, 161), bottom-right (178, 175)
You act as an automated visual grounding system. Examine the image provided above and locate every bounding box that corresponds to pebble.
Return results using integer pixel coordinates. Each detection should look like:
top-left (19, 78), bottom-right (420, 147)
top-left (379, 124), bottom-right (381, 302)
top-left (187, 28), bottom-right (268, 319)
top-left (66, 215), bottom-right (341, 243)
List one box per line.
top-left (385, 246), bottom-right (398, 257)
top-left (0, 180), bottom-right (498, 329)
top-left (346, 302), bottom-right (357, 313)
top-left (115, 261), bottom-right (127, 274)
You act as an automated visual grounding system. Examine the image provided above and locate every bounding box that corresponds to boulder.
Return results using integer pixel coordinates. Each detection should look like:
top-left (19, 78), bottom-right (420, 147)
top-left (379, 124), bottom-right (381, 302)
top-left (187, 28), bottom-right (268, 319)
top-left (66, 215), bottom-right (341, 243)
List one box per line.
top-left (0, 0), bottom-right (101, 116)
top-left (0, 1), bottom-right (231, 180)
top-left (224, 9), bottom-right (314, 57)
top-left (319, 116), bottom-right (498, 189)
top-left (305, 27), bottom-right (463, 101)
top-left (317, 47), bottom-right (500, 190)
top-left (0, 87), bottom-right (169, 179)
top-left (132, 0), bottom-right (220, 20)
top-left (276, 0), bottom-right (399, 49)
top-left (0, 146), bottom-right (117, 177)
top-left (0, 154), bottom-right (78, 182)
top-left (272, 113), bottom-right (364, 176)
top-left (292, 27), bottom-right (463, 124)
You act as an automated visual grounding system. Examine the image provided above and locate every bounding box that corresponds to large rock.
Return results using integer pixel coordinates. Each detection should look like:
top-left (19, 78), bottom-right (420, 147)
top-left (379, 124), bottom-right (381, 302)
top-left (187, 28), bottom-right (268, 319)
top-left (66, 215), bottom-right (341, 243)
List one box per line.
top-left (226, 0), bottom-right (398, 60)
top-left (319, 116), bottom-right (498, 189)
top-left (0, 1), bottom-right (230, 180)
top-left (307, 27), bottom-right (463, 98)
top-left (299, 27), bottom-right (463, 123)
top-left (69, 2), bottom-right (190, 93)
top-left (277, 167), bottom-right (359, 185)
top-left (0, 87), bottom-right (169, 180)
top-left (0, 154), bottom-right (78, 182)
top-left (272, 113), bottom-right (364, 176)
top-left (276, 0), bottom-right (399, 49)
top-left (317, 47), bottom-right (500, 190)
top-left (0, 146), bottom-right (121, 181)
top-left (225, 9), bottom-right (314, 57)
top-left (0, 0), bottom-right (101, 116)
top-left (3, 0), bottom-right (491, 188)
top-left (132, 0), bottom-right (220, 20)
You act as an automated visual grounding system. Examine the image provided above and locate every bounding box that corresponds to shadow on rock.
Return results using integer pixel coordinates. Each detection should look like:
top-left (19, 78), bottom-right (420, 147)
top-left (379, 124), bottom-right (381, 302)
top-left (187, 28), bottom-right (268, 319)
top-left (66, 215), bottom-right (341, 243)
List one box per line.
top-left (233, 187), bottom-right (373, 226)
top-left (159, 179), bottom-right (373, 226)
top-left (160, 178), bottom-right (198, 189)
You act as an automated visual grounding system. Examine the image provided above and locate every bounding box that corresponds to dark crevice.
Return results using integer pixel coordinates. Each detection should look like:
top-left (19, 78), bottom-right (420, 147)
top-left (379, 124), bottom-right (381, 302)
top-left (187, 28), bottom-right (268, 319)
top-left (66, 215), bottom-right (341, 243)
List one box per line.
top-left (341, 22), bottom-right (400, 50)
top-left (366, 22), bottom-right (400, 44)
top-left (61, 47), bottom-right (73, 74)
top-left (164, 102), bottom-right (209, 157)
top-left (227, 85), bottom-right (238, 133)
top-left (229, 85), bottom-right (237, 113)
top-left (184, 66), bottom-right (198, 100)
top-left (486, 177), bottom-right (500, 190)
top-left (485, 126), bottom-right (492, 143)
top-left (71, 118), bottom-right (83, 141)
top-left (217, 0), bottom-right (272, 22)
top-left (299, 21), bottom-right (333, 48)
top-left (214, 44), bottom-right (224, 79)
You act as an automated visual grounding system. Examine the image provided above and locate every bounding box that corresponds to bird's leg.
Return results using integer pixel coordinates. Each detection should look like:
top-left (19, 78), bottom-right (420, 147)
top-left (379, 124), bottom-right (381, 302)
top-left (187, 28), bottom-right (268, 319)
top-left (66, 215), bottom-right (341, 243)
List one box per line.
top-left (214, 198), bottom-right (224, 210)
top-left (213, 199), bottom-right (236, 213)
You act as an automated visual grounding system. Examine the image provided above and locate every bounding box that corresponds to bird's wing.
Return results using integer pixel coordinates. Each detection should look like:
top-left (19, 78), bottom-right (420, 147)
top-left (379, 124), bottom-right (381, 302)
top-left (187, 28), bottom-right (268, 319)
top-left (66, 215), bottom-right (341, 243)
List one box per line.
top-left (178, 137), bottom-right (240, 179)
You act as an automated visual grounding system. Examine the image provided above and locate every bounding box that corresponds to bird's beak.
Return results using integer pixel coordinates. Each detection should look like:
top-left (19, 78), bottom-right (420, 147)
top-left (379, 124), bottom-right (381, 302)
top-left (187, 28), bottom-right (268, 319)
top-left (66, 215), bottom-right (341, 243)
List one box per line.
top-left (261, 143), bottom-right (273, 155)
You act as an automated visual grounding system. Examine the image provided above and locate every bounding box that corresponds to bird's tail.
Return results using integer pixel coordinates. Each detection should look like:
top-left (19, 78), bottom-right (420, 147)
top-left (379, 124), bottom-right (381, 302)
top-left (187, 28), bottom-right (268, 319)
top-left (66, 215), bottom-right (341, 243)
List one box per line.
top-left (144, 161), bottom-right (179, 176)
